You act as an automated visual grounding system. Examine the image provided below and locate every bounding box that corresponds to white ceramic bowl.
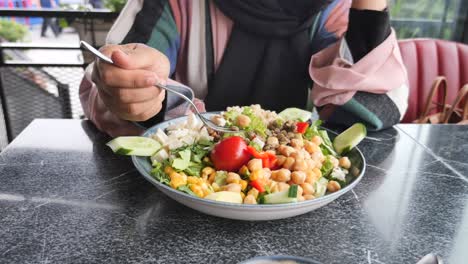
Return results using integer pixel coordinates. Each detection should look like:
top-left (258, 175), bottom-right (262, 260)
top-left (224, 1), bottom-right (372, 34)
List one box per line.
top-left (132, 113), bottom-right (366, 221)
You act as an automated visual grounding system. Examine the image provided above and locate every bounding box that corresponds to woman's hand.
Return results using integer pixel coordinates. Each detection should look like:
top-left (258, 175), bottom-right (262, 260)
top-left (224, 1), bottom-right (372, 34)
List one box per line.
top-left (351, 0), bottom-right (387, 11)
top-left (92, 43), bottom-right (170, 122)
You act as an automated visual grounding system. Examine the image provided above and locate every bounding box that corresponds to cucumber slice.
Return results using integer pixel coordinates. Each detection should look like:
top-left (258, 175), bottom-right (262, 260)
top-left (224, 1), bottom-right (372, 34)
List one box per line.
top-left (314, 177), bottom-right (329, 198)
top-left (278, 108), bottom-right (312, 122)
top-left (263, 189), bottom-right (298, 204)
top-left (288, 185), bottom-right (298, 198)
top-left (106, 136), bottom-right (161, 156)
top-left (205, 191), bottom-right (242, 204)
top-left (333, 123), bottom-right (367, 155)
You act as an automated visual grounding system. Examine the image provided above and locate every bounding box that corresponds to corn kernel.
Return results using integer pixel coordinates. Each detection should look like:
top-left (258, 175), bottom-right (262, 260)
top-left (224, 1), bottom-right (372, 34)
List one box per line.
top-left (164, 166), bottom-right (175, 175)
top-left (169, 172), bottom-right (187, 189)
top-left (190, 184), bottom-right (204, 197)
top-left (187, 176), bottom-right (198, 185)
top-left (239, 165), bottom-right (250, 176)
top-left (240, 180), bottom-right (248, 191)
top-left (201, 167), bottom-right (215, 177)
top-left (250, 169), bottom-right (264, 181)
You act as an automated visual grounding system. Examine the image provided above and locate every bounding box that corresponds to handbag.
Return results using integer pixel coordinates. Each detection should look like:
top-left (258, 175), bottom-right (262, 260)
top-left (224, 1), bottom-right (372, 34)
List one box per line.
top-left (413, 77), bottom-right (468, 124)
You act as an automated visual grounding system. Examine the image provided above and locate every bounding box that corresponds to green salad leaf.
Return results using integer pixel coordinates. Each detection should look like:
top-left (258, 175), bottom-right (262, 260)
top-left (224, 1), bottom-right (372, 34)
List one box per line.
top-left (151, 161), bottom-right (170, 185)
top-left (320, 155), bottom-right (335, 178)
top-left (172, 149), bottom-right (191, 171)
top-left (177, 185), bottom-right (196, 196)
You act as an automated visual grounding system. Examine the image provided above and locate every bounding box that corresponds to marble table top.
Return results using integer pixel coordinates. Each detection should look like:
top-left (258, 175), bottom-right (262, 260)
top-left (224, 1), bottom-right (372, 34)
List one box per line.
top-left (0, 120), bottom-right (467, 264)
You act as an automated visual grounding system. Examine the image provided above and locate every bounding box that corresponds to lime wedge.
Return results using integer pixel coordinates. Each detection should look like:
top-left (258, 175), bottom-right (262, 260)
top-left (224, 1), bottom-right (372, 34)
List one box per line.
top-left (333, 123), bottom-right (367, 154)
top-left (278, 108), bottom-right (312, 122)
top-left (106, 136), bottom-right (161, 156)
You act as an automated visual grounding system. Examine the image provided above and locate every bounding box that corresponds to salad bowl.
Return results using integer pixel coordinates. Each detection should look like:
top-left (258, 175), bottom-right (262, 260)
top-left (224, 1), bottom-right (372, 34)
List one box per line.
top-left (132, 113), bottom-right (366, 221)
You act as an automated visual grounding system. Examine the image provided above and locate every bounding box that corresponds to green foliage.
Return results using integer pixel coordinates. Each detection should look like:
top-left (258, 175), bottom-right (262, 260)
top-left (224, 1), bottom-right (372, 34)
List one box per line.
top-left (389, 0), bottom-right (460, 40)
top-left (0, 19), bottom-right (28, 42)
top-left (105, 0), bottom-right (127, 12)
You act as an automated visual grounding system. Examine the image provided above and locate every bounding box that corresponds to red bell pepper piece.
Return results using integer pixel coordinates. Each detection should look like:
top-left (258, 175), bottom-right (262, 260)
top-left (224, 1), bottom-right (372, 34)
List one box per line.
top-left (296, 122), bottom-right (309, 134)
top-left (247, 146), bottom-right (277, 169)
top-left (249, 179), bottom-right (265, 193)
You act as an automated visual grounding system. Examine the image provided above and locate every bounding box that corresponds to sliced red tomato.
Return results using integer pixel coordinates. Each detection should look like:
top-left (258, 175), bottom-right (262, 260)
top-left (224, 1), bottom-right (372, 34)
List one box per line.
top-left (296, 122), bottom-right (309, 134)
top-left (250, 179), bottom-right (265, 193)
top-left (210, 136), bottom-right (251, 171)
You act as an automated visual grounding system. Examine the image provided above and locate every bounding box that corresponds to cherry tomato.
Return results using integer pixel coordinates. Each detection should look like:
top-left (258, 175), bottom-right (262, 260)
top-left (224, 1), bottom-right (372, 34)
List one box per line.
top-left (210, 136), bottom-right (251, 171)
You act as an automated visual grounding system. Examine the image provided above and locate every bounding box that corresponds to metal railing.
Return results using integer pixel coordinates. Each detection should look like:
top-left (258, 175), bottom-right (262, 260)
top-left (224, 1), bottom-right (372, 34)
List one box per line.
top-left (0, 9), bottom-right (118, 145)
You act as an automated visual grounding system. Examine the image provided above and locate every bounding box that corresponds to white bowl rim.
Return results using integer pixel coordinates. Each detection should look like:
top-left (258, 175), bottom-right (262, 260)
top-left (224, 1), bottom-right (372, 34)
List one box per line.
top-left (131, 113), bottom-right (366, 209)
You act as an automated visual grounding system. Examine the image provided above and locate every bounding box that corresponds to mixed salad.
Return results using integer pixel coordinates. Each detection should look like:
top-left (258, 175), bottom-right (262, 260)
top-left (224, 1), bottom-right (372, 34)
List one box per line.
top-left (107, 105), bottom-right (366, 204)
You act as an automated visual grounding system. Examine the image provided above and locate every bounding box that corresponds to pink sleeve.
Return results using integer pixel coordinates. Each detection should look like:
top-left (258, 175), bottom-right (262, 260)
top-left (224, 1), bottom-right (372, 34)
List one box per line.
top-left (309, 29), bottom-right (408, 106)
top-left (79, 64), bottom-right (143, 137)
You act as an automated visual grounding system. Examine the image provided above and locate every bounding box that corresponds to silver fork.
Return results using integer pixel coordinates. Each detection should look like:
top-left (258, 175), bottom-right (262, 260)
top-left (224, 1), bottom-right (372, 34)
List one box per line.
top-left (80, 41), bottom-right (240, 133)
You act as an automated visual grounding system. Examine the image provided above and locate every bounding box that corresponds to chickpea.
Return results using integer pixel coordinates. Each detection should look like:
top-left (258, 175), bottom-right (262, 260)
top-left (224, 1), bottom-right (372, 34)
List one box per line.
top-left (303, 194), bottom-right (315, 200)
top-left (236, 114), bottom-right (251, 128)
top-left (277, 182), bottom-right (290, 192)
top-left (282, 157), bottom-right (296, 170)
top-left (247, 159), bottom-right (263, 172)
top-left (291, 171), bottom-right (306, 185)
top-left (263, 168), bottom-right (272, 180)
top-left (301, 182), bottom-right (315, 195)
top-left (339, 156), bottom-right (351, 169)
top-left (271, 169), bottom-right (291, 182)
top-left (290, 151), bottom-right (304, 160)
top-left (243, 195), bottom-right (257, 204)
top-left (351, 167), bottom-right (360, 177)
top-left (226, 172), bottom-right (241, 184)
top-left (267, 136), bottom-right (279, 147)
top-left (328, 156), bottom-right (339, 168)
top-left (290, 138), bottom-right (304, 149)
top-left (293, 158), bottom-right (308, 172)
top-left (312, 151), bottom-right (324, 163)
top-left (278, 145), bottom-right (295, 157)
top-left (306, 159), bottom-right (316, 170)
top-left (313, 168), bottom-right (322, 178)
top-left (327, 181), bottom-right (341, 193)
top-left (211, 114), bottom-right (226, 126)
top-left (247, 188), bottom-right (260, 199)
top-left (298, 196), bottom-right (305, 202)
top-left (276, 155), bottom-right (287, 166)
top-left (304, 140), bottom-right (318, 154)
top-left (221, 183), bottom-right (242, 192)
top-left (305, 170), bottom-right (317, 184)
top-left (312, 135), bottom-right (322, 146)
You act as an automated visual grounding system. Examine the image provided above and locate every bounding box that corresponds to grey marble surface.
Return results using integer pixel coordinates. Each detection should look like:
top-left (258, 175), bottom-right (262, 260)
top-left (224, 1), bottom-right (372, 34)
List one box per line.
top-left (0, 120), bottom-right (467, 264)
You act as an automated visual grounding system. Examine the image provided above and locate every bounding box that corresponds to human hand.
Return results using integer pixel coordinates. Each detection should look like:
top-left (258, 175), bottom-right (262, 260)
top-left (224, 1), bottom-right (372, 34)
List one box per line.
top-left (351, 0), bottom-right (387, 11)
top-left (92, 43), bottom-right (170, 121)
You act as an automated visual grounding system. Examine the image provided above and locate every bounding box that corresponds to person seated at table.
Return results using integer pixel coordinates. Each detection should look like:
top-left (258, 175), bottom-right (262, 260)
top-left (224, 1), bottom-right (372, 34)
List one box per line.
top-left (79, 0), bottom-right (409, 137)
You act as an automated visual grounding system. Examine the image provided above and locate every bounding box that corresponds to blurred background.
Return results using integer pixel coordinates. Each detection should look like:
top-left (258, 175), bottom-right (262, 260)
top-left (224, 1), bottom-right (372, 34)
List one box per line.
top-left (0, 0), bottom-right (467, 150)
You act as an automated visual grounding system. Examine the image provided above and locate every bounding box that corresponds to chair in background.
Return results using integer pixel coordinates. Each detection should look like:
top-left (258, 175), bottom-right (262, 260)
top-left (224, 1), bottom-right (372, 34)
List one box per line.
top-left (398, 39), bottom-right (468, 123)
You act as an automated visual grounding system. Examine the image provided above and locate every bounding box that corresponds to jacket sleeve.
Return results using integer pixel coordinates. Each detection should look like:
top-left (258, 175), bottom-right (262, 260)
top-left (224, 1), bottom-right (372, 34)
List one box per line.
top-left (79, 0), bottom-right (185, 137)
top-left (310, 4), bottom-right (409, 131)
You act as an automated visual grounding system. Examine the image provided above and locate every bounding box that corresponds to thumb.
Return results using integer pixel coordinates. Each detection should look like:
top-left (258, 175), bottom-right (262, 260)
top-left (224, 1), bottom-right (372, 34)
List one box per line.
top-left (110, 49), bottom-right (134, 69)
